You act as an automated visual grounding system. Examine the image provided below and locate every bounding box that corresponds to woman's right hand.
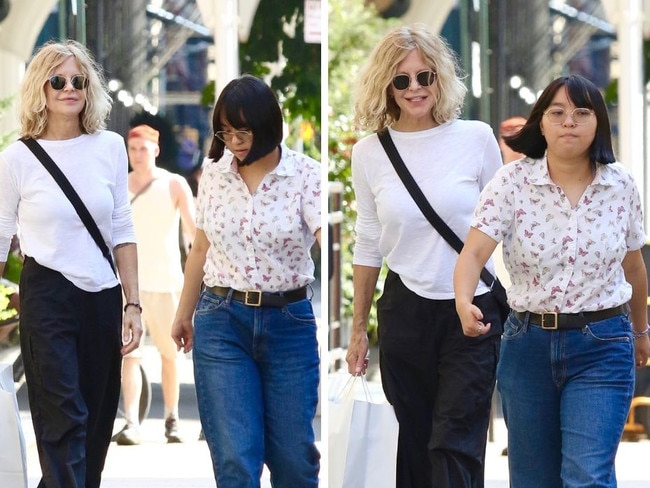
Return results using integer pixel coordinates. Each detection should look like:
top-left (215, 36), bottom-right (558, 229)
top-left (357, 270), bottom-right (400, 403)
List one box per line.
top-left (346, 328), bottom-right (369, 376)
top-left (171, 316), bottom-right (194, 354)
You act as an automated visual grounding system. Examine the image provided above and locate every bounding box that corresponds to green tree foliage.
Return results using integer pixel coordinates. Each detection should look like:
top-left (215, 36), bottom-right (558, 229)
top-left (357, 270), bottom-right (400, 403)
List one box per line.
top-left (241, 0), bottom-right (320, 124)
top-left (328, 0), bottom-right (398, 339)
top-left (0, 96), bottom-right (19, 326)
top-left (202, 0), bottom-right (321, 159)
top-left (0, 96), bottom-right (16, 151)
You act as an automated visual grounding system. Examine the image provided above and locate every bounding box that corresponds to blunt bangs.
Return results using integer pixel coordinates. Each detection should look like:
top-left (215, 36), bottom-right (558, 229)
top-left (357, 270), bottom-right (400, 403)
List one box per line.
top-left (208, 75), bottom-right (283, 165)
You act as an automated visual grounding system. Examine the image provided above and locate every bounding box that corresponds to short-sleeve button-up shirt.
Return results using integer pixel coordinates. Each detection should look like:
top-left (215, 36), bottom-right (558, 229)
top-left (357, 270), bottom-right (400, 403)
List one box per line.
top-left (472, 157), bottom-right (645, 313)
top-left (196, 146), bottom-right (321, 292)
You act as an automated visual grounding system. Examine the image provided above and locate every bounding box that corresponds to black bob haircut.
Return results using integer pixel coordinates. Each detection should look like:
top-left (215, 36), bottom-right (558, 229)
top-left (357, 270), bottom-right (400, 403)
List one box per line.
top-left (208, 75), bottom-right (283, 166)
top-left (504, 74), bottom-right (616, 165)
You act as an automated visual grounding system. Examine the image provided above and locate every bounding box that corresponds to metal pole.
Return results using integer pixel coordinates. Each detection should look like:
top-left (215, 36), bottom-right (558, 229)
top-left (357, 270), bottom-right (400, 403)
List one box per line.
top-left (617, 0), bottom-right (645, 224)
top-left (58, 0), bottom-right (67, 39)
top-left (478, 0), bottom-right (490, 123)
top-left (75, 0), bottom-right (86, 44)
top-left (214, 0), bottom-right (239, 97)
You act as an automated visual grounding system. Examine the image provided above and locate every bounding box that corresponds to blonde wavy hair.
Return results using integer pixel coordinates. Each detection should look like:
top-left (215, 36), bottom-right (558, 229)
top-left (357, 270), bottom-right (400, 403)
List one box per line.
top-left (353, 24), bottom-right (467, 132)
top-left (19, 40), bottom-right (112, 138)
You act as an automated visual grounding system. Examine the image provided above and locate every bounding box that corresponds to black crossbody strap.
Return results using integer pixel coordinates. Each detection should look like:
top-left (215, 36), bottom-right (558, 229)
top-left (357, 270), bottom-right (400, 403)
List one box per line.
top-left (376, 128), bottom-right (497, 289)
top-left (20, 137), bottom-right (117, 275)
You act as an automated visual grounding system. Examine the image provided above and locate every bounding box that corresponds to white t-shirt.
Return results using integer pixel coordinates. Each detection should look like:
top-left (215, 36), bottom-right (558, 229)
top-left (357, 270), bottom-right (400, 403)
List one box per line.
top-left (0, 131), bottom-right (135, 291)
top-left (352, 120), bottom-right (502, 299)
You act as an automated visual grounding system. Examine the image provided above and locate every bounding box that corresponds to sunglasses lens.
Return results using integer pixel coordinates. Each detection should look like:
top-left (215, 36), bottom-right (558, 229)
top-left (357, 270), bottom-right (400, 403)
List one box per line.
top-left (49, 76), bottom-right (66, 90)
top-left (49, 75), bottom-right (86, 90)
top-left (416, 71), bottom-right (434, 87)
top-left (392, 75), bottom-right (410, 90)
top-left (71, 76), bottom-right (86, 90)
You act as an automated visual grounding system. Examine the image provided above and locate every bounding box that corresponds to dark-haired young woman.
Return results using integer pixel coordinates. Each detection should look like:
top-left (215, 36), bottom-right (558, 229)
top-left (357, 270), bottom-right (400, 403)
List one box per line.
top-left (455, 74), bottom-right (650, 487)
top-left (171, 74), bottom-right (321, 487)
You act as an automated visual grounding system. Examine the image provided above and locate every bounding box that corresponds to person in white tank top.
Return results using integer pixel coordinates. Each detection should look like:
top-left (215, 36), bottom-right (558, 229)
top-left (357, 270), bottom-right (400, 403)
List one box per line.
top-left (114, 124), bottom-right (196, 445)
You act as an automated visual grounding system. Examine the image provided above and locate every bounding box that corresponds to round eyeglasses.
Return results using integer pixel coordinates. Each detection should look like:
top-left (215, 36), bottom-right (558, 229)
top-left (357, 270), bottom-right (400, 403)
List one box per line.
top-left (543, 107), bottom-right (594, 125)
top-left (48, 75), bottom-right (88, 91)
top-left (214, 130), bottom-right (253, 143)
top-left (392, 70), bottom-right (436, 91)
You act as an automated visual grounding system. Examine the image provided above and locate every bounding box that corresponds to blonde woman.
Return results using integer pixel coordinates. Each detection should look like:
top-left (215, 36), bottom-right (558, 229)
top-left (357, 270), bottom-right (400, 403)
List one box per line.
top-left (346, 24), bottom-right (502, 487)
top-left (0, 40), bottom-right (141, 488)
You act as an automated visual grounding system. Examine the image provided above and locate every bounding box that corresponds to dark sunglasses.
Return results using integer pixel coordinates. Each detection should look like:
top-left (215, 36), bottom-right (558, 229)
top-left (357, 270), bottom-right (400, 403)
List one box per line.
top-left (392, 70), bottom-right (436, 90)
top-left (48, 75), bottom-right (88, 91)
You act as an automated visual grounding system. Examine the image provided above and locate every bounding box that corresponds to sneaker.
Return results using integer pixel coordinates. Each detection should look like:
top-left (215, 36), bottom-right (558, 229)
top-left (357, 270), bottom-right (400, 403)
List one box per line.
top-left (115, 426), bottom-right (141, 446)
top-left (165, 417), bottom-right (182, 443)
top-left (111, 424), bottom-right (128, 442)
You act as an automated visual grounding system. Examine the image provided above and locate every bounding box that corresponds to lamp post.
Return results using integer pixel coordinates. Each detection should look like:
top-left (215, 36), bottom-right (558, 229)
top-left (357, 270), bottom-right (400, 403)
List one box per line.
top-left (617, 0), bottom-right (646, 226)
top-left (214, 0), bottom-right (239, 96)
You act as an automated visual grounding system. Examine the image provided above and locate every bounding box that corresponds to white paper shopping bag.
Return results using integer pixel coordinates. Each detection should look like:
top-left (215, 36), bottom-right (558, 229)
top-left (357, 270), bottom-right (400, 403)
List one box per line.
top-left (0, 363), bottom-right (28, 488)
top-left (328, 374), bottom-right (399, 488)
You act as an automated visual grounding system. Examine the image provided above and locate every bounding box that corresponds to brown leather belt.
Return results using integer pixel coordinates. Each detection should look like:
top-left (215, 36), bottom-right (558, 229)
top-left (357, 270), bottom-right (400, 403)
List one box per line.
top-left (513, 305), bottom-right (627, 330)
top-left (205, 285), bottom-right (307, 307)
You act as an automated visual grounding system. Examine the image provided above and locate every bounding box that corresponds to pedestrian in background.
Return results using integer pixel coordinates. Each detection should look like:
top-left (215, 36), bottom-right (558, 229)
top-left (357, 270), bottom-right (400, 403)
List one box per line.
top-left (346, 23), bottom-right (503, 488)
top-left (0, 39), bottom-right (142, 488)
top-left (113, 124), bottom-right (196, 446)
top-left (172, 74), bottom-right (321, 487)
top-left (498, 116), bottom-right (527, 164)
top-left (454, 74), bottom-right (650, 487)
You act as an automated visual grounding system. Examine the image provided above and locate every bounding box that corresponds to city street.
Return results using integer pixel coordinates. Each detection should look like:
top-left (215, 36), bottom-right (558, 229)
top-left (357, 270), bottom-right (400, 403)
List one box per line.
top-left (12, 349), bottom-right (650, 487)
top-left (10, 283), bottom-right (324, 487)
top-left (4, 275), bottom-right (650, 487)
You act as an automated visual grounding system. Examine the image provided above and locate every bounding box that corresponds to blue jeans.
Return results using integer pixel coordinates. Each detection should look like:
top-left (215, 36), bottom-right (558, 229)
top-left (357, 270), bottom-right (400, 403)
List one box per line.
top-left (497, 312), bottom-right (635, 488)
top-left (193, 289), bottom-right (320, 488)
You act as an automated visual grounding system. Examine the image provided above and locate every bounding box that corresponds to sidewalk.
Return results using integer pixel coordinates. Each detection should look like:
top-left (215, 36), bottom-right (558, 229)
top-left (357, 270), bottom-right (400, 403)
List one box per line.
top-left (17, 344), bottom-right (322, 487)
top-left (355, 345), bottom-right (650, 488)
top-left (13, 363), bottom-right (650, 487)
top-left (11, 281), bottom-right (324, 488)
top-left (7, 280), bottom-right (650, 487)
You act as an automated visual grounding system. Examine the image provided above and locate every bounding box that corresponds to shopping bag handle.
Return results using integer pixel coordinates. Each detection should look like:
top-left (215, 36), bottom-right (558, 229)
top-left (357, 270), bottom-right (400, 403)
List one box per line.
top-left (332, 374), bottom-right (374, 403)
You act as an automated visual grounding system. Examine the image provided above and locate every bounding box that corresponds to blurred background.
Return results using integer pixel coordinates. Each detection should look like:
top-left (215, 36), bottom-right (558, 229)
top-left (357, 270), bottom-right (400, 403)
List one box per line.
top-left (328, 0), bottom-right (650, 439)
top-left (0, 0), bottom-right (322, 174)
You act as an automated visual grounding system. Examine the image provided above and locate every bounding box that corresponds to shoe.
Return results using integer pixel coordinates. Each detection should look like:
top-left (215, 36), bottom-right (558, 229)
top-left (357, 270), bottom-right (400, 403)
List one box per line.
top-left (111, 424), bottom-right (127, 442)
top-left (115, 426), bottom-right (141, 446)
top-left (165, 417), bottom-right (182, 443)
top-left (198, 428), bottom-right (205, 441)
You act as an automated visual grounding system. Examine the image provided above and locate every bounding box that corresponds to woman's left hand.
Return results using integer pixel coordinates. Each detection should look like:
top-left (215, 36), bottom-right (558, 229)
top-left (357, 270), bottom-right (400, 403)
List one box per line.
top-left (457, 302), bottom-right (492, 337)
top-left (635, 334), bottom-right (649, 369)
top-left (121, 308), bottom-right (143, 355)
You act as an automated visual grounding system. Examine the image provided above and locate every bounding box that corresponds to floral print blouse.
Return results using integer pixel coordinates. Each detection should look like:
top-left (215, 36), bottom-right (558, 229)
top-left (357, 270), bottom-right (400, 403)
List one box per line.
top-left (472, 157), bottom-right (645, 313)
top-left (196, 146), bottom-right (321, 292)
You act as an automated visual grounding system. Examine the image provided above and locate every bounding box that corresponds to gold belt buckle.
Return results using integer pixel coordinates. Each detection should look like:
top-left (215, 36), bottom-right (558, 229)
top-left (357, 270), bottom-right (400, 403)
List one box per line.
top-left (541, 312), bottom-right (558, 330)
top-left (244, 290), bottom-right (262, 307)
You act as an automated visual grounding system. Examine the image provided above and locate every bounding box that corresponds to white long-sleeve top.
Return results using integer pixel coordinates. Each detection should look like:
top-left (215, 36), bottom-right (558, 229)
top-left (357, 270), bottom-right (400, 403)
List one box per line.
top-left (0, 131), bottom-right (135, 292)
top-left (351, 120), bottom-right (502, 299)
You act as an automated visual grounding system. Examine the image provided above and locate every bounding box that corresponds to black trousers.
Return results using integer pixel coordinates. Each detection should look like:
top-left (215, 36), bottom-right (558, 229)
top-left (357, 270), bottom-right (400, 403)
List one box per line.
top-left (377, 271), bottom-right (501, 488)
top-left (19, 257), bottom-right (122, 488)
